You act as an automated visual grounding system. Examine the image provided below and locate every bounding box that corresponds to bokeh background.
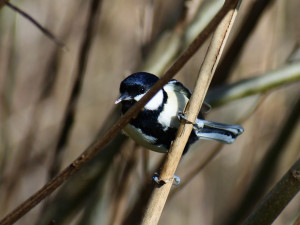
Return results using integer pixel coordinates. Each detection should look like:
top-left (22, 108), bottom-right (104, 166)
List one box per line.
top-left (0, 0), bottom-right (300, 224)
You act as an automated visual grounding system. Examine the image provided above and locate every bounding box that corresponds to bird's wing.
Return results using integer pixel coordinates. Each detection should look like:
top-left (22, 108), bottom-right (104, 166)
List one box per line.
top-left (167, 79), bottom-right (211, 116)
top-left (168, 79), bottom-right (192, 98)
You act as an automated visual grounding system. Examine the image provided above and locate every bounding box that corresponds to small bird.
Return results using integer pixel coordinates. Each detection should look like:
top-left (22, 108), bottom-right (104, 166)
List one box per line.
top-left (115, 72), bottom-right (244, 155)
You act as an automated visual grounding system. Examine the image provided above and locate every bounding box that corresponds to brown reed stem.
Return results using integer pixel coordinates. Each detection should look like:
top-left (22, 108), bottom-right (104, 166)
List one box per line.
top-left (141, 1), bottom-right (241, 224)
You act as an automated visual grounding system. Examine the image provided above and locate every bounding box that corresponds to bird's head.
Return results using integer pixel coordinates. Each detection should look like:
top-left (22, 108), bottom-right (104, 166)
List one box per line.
top-left (115, 72), bottom-right (159, 106)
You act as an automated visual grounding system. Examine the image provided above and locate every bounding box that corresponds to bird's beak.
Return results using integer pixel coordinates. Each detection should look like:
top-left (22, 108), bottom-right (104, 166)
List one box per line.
top-left (115, 93), bottom-right (132, 104)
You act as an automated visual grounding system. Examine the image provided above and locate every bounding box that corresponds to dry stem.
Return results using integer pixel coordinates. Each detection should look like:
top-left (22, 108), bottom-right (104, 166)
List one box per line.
top-left (5, 2), bottom-right (65, 48)
top-left (141, 1), bottom-right (241, 225)
top-left (242, 156), bottom-right (300, 225)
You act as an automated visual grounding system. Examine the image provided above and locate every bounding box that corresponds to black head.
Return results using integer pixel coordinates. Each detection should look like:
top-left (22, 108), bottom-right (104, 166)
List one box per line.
top-left (115, 72), bottom-right (159, 106)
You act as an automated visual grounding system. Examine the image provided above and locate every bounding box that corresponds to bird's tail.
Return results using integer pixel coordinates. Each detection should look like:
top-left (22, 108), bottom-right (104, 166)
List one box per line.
top-left (194, 119), bottom-right (244, 144)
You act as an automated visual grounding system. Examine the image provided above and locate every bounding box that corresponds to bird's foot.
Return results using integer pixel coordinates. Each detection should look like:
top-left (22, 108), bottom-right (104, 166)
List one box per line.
top-left (177, 112), bottom-right (193, 124)
top-left (177, 112), bottom-right (204, 130)
top-left (152, 172), bottom-right (181, 186)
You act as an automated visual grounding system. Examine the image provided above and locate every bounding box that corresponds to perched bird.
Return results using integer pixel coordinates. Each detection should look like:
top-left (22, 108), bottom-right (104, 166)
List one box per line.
top-left (115, 72), bottom-right (244, 155)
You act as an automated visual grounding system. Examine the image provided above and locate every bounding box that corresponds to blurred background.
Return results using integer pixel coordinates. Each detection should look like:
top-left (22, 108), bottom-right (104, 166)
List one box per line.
top-left (0, 0), bottom-right (300, 224)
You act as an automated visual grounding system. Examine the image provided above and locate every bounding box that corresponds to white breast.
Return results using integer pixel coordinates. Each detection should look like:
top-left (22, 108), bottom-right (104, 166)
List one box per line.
top-left (123, 124), bottom-right (168, 153)
top-left (158, 84), bottom-right (189, 130)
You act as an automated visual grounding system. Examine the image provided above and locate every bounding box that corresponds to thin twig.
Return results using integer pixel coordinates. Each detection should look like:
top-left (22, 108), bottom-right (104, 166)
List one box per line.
top-left (0, 0), bottom-right (8, 9)
top-left (293, 213), bottom-right (300, 225)
top-left (141, 1), bottom-right (241, 224)
top-left (0, 1), bottom-right (240, 224)
top-left (141, 0), bottom-right (224, 76)
top-left (5, 2), bottom-right (65, 48)
top-left (207, 62), bottom-right (300, 106)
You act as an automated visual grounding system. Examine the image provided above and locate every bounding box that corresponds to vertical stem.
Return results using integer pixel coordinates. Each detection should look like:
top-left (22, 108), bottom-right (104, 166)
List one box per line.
top-left (141, 1), bottom-right (241, 225)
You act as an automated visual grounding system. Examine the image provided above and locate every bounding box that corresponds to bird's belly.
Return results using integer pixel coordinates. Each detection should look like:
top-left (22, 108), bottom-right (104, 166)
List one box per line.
top-left (123, 124), bottom-right (168, 153)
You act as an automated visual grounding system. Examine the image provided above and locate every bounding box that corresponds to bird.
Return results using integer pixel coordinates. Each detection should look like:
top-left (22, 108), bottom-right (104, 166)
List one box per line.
top-left (115, 72), bottom-right (244, 155)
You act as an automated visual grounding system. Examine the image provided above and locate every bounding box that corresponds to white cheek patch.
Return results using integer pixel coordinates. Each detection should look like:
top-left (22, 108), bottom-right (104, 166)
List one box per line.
top-left (133, 90), bottom-right (164, 111)
top-left (134, 93), bottom-right (144, 101)
top-left (158, 85), bottom-right (189, 130)
top-left (144, 90), bottom-right (164, 110)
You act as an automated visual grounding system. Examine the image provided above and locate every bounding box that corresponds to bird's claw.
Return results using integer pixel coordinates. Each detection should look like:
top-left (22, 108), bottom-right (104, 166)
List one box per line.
top-left (177, 112), bottom-right (203, 129)
top-left (152, 172), bottom-right (181, 186)
top-left (177, 112), bottom-right (193, 124)
top-left (173, 175), bottom-right (181, 186)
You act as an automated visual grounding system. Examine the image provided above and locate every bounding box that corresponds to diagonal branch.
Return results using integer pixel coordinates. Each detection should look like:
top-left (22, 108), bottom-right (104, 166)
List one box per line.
top-left (207, 62), bottom-right (300, 106)
top-left (5, 2), bottom-right (65, 48)
top-left (242, 154), bottom-right (300, 225)
top-left (212, 0), bottom-right (276, 86)
top-left (0, 0), bottom-right (8, 9)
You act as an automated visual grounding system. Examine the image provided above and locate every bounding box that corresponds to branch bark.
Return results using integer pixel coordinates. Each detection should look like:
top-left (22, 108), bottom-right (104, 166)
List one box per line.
top-left (242, 156), bottom-right (300, 225)
top-left (0, 0), bottom-right (8, 9)
top-left (5, 2), bottom-right (65, 48)
top-left (141, 1), bottom-right (242, 224)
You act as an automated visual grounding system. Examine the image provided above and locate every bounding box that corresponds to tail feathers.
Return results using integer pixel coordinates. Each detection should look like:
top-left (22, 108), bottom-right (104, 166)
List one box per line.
top-left (195, 120), bottom-right (244, 144)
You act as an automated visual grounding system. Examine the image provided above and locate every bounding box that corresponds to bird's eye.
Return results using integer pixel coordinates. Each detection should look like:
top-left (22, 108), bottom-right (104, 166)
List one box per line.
top-left (139, 87), bottom-right (145, 93)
